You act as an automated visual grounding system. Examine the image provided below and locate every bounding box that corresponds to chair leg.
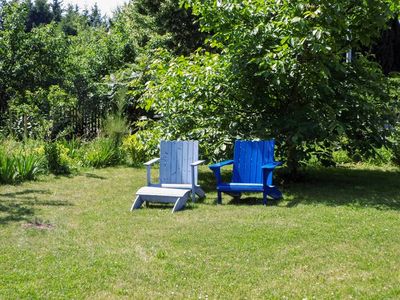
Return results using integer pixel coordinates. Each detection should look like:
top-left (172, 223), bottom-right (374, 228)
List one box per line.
top-left (195, 187), bottom-right (206, 198)
top-left (263, 192), bottom-right (268, 206)
top-left (269, 186), bottom-right (283, 200)
top-left (131, 196), bottom-right (144, 211)
top-left (191, 190), bottom-right (196, 203)
top-left (217, 191), bottom-right (222, 205)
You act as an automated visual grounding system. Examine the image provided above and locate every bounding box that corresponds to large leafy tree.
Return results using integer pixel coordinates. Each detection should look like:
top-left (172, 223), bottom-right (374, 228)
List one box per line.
top-left (113, 0), bottom-right (206, 55)
top-left (140, 0), bottom-right (399, 174)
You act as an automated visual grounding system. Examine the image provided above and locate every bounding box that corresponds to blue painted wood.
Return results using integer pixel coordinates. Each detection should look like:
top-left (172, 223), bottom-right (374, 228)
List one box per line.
top-left (209, 140), bottom-right (282, 204)
top-left (232, 140), bottom-right (275, 184)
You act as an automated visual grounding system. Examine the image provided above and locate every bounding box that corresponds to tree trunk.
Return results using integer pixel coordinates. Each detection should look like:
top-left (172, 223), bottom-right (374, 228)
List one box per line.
top-left (286, 141), bottom-right (300, 180)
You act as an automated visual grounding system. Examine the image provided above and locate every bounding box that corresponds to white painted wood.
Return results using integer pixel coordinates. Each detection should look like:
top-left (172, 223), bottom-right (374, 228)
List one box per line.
top-left (144, 157), bottom-right (160, 185)
top-left (132, 187), bottom-right (191, 213)
top-left (138, 141), bottom-right (205, 207)
top-left (193, 141), bottom-right (198, 183)
top-left (173, 196), bottom-right (189, 213)
top-left (191, 160), bottom-right (205, 166)
top-left (171, 141), bottom-right (177, 183)
top-left (182, 141), bottom-right (188, 183)
top-left (195, 187), bottom-right (206, 198)
top-left (137, 187), bottom-right (190, 197)
top-left (146, 165), bottom-right (152, 186)
top-left (144, 158), bottom-right (160, 166)
top-left (159, 141), bottom-right (199, 185)
top-left (151, 183), bottom-right (205, 198)
top-left (131, 195), bottom-right (144, 211)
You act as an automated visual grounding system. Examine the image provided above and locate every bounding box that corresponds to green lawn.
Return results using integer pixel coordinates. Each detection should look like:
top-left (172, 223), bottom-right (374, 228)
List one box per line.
top-left (0, 166), bottom-right (399, 299)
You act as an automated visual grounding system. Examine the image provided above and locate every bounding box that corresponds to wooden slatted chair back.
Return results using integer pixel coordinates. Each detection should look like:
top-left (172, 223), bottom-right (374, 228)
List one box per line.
top-left (160, 141), bottom-right (199, 184)
top-left (232, 140), bottom-right (275, 184)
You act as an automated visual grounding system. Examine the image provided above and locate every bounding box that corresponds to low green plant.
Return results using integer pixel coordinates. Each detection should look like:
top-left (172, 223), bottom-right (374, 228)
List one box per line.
top-left (0, 148), bottom-right (44, 184)
top-left (122, 127), bottom-right (160, 166)
top-left (122, 134), bottom-right (148, 166)
top-left (368, 147), bottom-right (394, 166)
top-left (0, 151), bottom-right (18, 184)
top-left (391, 127), bottom-right (400, 166)
top-left (83, 138), bottom-right (120, 168)
top-left (45, 142), bottom-right (70, 175)
top-left (14, 153), bottom-right (44, 181)
top-left (332, 150), bottom-right (353, 165)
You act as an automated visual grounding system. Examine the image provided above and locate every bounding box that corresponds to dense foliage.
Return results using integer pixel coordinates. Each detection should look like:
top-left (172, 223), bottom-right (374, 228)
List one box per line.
top-left (136, 0), bottom-right (400, 174)
top-left (0, 0), bottom-right (399, 184)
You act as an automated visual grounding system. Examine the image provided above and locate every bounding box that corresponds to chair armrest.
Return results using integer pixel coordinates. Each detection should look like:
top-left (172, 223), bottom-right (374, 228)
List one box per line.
top-left (262, 162), bottom-right (282, 187)
top-left (191, 160), bottom-right (205, 167)
top-left (209, 160), bottom-right (234, 185)
top-left (144, 158), bottom-right (160, 166)
top-left (190, 160), bottom-right (205, 201)
top-left (145, 158), bottom-right (160, 186)
top-left (261, 162), bottom-right (283, 170)
top-left (209, 160), bottom-right (234, 169)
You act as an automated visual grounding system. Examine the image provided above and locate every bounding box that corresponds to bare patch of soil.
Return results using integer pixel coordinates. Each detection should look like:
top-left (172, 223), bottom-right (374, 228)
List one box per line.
top-left (22, 222), bottom-right (54, 230)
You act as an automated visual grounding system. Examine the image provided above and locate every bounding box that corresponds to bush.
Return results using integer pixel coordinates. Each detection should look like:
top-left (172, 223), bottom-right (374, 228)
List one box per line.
top-left (332, 150), bottom-right (353, 165)
top-left (122, 134), bottom-right (148, 165)
top-left (368, 147), bottom-right (393, 166)
top-left (45, 142), bottom-right (70, 175)
top-left (391, 127), bottom-right (400, 166)
top-left (83, 138), bottom-right (121, 168)
top-left (122, 127), bottom-right (160, 165)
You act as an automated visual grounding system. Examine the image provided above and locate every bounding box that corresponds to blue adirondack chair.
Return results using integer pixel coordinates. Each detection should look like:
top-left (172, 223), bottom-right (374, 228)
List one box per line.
top-left (209, 140), bottom-right (283, 205)
top-left (144, 140), bottom-right (205, 201)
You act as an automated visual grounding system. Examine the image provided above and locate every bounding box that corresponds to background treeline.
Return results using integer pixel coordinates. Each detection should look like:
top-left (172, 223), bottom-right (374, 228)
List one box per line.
top-left (0, 0), bottom-right (400, 184)
top-left (0, 0), bottom-right (204, 139)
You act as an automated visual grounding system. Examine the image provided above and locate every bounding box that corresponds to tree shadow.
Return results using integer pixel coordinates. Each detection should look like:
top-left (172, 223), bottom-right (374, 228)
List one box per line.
top-left (84, 173), bottom-right (107, 180)
top-left (199, 166), bottom-right (400, 210)
top-left (0, 189), bottom-right (73, 225)
top-left (198, 169), bottom-right (281, 206)
top-left (285, 167), bottom-right (400, 211)
top-left (198, 168), bottom-right (231, 194)
top-left (227, 196), bottom-right (280, 206)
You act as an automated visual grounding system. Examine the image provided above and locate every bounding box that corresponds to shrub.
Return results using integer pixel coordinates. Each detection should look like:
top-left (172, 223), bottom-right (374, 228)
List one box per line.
top-left (83, 138), bottom-right (120, 168)
top-left (122, 134), bottom-right (147, 165)
top-left (122, 127), bottom-right (161, 165)
top-left (45, 142), bottom-right (70, 175)
top-left (332, 150), bottom-right (353, 165)
top-left (368, 147), bottom-right (394, 166)
top-left (391, 127), bottom-right (400, 166)
top-left (57, 138), bottom-right (83, 171)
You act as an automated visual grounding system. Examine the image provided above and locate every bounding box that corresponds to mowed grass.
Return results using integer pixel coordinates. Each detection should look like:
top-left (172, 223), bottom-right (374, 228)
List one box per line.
top-left (0, 166), bottom-right (399, 299)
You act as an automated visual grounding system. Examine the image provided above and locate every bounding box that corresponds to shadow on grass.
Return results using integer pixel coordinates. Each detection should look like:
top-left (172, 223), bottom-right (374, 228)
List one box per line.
top-left (85, 173), bottom-right (107, 180)
top-left (198, 167), bottom-right (400, 210)
top-left (0, 189), bottom-right (73, 225)
top-left (198, 169), bottom-right (280, 206)
top-left (140, 202), bottom-right (196, 211)
top-left (284, 167), bottom-right (400, 211)
top-left (227, 197), bottom-right (280, 206)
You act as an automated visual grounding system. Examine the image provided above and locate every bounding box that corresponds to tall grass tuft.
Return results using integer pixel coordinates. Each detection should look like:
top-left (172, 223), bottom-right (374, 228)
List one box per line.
top-left (0, 151), bottom-right (18, 184)
top-left (84, 138), bottom-right (120, 168)
top-left (15, 153), bottom-right (43, 181)
top-left (0, 149), bottom-right (44, 184)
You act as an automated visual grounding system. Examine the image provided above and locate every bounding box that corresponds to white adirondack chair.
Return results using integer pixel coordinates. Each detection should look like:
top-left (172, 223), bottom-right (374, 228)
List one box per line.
top-left (131, 140), bottom-right (205, 213)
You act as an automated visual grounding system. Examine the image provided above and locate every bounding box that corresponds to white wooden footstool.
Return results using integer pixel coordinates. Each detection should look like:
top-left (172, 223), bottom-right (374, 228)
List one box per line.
top-left (131, 187), bottom-right (192, 213)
